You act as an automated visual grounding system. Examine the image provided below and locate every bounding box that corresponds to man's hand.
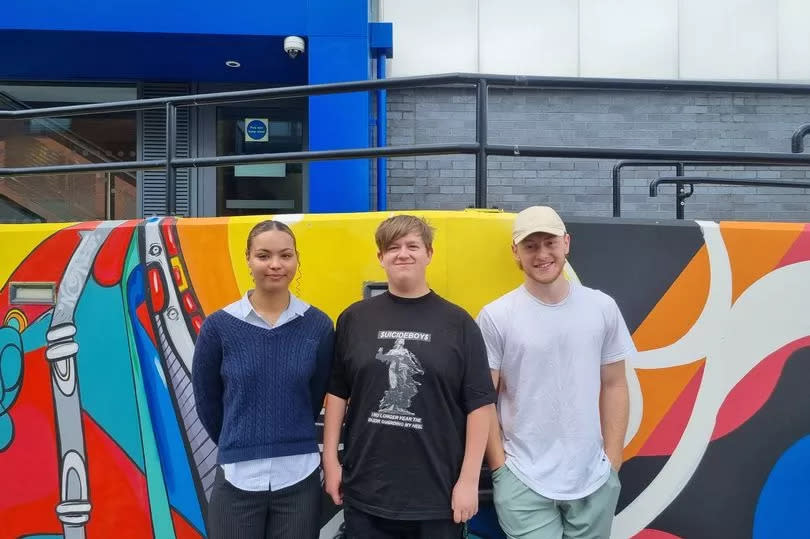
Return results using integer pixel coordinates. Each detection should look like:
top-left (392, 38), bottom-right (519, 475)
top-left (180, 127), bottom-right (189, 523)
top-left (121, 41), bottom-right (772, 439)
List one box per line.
top-left (323, 458), bottom-right (343, 505)
top-left (451, 476), bottom-right (478, 523)
top-left (606, 450), bottom-right (622, 472)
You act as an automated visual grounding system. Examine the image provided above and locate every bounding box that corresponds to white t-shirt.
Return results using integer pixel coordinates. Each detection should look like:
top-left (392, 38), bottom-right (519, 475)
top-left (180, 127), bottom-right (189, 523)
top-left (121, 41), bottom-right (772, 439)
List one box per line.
top-left (477, 283), bottom-right (635, 500)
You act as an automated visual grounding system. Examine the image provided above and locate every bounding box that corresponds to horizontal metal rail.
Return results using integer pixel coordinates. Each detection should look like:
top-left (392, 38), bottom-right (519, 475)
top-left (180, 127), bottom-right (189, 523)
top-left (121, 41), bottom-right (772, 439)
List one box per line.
top-left (7, 144), bottom-right (810, 178)
top-left (5, 71), bottom-right (810, 216)
top-left (612, 159), bottom-right (810, 218)
top-left (650, 175), bottom-right (810, 219)
top-left (0, 144), bottom-right (480, 176)
top-left (3, 73), bottom-right (810, 120)
top-left (650, 176), bottom-right (810, 195)
top-left (490, 146), bottom-right (810, 164)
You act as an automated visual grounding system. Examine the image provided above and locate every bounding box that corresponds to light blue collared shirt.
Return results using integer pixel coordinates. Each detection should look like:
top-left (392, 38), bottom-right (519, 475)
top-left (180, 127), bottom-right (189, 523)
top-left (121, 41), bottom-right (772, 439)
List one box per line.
top-left (221, 291), bottom-right (320, 492)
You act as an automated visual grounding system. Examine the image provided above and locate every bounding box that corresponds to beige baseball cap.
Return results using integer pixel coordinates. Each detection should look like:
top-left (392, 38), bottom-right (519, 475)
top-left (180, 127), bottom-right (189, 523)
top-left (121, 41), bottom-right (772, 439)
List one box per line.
top-left (512, 206), bottom-right (567, 244)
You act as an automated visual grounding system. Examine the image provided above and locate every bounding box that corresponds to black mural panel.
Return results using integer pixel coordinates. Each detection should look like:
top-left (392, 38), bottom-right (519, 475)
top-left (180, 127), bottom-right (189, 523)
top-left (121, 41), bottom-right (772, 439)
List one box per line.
top-left (566, 218), bottom-right (704, 333)
top-left (633, 347), bottom-right (810, 539)
top-left (617, 455), bottom-right (669, 514)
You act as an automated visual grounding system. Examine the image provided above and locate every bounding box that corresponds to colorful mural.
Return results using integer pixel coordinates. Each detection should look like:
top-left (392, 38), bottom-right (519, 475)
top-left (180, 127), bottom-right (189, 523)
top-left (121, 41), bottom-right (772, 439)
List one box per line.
top-left (0, 212), bottom-right (808, 538)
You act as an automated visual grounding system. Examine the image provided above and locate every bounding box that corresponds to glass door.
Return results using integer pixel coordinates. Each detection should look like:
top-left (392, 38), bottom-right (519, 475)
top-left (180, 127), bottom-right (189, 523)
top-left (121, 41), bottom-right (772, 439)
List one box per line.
top-left (215, 104), bottom-right (305, 215)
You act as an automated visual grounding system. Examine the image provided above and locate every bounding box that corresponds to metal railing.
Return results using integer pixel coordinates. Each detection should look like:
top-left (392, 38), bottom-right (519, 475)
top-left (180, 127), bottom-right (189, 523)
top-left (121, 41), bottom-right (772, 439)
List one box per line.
top-left (649, 176), bottom-right (810, 216)
top-left (4, 73), bottom-right (810, 216)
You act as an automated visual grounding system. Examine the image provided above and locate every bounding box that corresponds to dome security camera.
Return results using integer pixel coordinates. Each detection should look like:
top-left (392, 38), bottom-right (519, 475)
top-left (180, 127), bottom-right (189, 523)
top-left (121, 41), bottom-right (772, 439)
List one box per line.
top-left (284, 36), bottom-right (305, 59)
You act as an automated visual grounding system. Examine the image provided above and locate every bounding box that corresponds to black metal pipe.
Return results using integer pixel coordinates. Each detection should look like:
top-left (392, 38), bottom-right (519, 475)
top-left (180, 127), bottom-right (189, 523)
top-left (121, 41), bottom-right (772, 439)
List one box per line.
top-left (166, 103), bottom-right (177, 215)
top-left (675, 162), bottom-right (685, 219)
top-left (791, 123), bottom-right (810, 153)
top-left (487, 145), bottom-right (810, 164)
top-left (0, 160), bottom-right (166, 176)
top-left (0, 75), bottom-right (477, 120)
top-left (8, 143), bottom-right (810, 179)
top-left (475, 79), bottom-right (489, 208)
top-left (0, 143), bottom-right (480, 178)
top-left (650, 176), bottom-right (810, 197)
top-left (4, 72), bottom-right (810, 120)
top-left (479, 73), bottom-right (810, 95)
top-left (172, 143), bottom-right (480, 169)
top-left (612, 160), bottom-right (684, 217)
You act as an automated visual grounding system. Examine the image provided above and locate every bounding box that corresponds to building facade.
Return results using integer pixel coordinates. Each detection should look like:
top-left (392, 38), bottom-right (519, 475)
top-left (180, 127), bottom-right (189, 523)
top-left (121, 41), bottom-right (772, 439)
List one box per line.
top-left (3, 0), bottom-right (810, 222)
top-left (380, 0), bottom-right (810, 220)
top-left (1, 0), bottom-right (374, 221)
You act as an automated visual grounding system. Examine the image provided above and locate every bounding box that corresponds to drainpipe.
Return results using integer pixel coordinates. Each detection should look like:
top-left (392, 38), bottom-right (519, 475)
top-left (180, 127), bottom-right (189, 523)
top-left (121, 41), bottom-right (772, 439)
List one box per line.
top-left (376, 53), bottom-right (388, 211)
top-left (369, 22), bottom-right (393, 211)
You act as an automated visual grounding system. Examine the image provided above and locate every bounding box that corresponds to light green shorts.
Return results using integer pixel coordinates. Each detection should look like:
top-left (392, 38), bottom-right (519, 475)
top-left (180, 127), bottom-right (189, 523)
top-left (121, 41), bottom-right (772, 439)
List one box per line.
top-left (492, 465), bottom-right (621, 539)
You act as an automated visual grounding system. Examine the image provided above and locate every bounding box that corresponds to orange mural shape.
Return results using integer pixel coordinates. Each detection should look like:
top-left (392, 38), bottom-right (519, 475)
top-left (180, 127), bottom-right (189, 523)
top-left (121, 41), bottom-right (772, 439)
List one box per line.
top-left (624, 359), bottom-right (706, 461)
top-left (176, 217), bottom-right (240, 315)
top-left (720, 221), bottom-right (804, 304)
top-left (632, 246), bottom-right (710, 352)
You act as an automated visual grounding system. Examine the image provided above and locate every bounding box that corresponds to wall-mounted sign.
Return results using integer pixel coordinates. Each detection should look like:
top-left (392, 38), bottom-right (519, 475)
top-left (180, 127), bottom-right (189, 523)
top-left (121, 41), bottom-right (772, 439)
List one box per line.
top-left (244, 118), bottom-right (269, 142)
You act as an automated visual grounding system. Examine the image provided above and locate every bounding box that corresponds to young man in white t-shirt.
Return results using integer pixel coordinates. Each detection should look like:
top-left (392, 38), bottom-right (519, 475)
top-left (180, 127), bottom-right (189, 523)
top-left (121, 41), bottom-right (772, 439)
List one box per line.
top-left (477, 206), bottom-right (634, 539)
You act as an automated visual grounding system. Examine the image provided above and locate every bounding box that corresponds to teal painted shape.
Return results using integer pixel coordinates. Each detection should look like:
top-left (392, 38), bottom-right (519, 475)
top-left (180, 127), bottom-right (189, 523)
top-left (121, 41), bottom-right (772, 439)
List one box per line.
top-left (0, 324), bottom-right (23, 451)
top-left (74, 274), bottom-right (145, 471)
top-left (21, 312), bottom-right (50, 352)
top-left (122, 231), bottom-right (177, 539)
top-left (0, 414), bottom-right (12, 451)
top-left (0, 326), bottom-right (23, 396)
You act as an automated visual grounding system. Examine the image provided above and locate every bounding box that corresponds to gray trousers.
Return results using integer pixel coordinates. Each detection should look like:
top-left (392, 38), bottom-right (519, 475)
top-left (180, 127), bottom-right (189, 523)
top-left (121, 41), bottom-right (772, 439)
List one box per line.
top-left (207, 466), bottom-right (322, 539)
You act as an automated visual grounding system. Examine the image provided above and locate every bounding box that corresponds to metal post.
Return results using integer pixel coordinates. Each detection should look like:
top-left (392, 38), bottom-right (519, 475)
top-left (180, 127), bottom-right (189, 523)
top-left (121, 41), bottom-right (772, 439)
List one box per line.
top-left (675, 162), bottom-right (685, 219)
top-left (376, 53), bottom-right (388, 211)
top-left (611, 164), bottom-right (622, 217)
top-left (475, 79), bottom-right (488, 208)
top-left (166, 102), bottom-right (176, 216)
top-left (104, 172), bottom-right (111, 220)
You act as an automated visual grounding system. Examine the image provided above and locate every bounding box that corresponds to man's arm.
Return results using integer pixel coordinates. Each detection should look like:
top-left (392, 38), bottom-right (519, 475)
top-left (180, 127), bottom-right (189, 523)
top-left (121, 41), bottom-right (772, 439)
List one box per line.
top-left (484, 369), bottom-right (505, 470)
top-left (323, 393), bottom-right (347, 505)
top-left (600, 360), bottom-right (629, 471)
top-left (452, 403), bottom-right (495, 524)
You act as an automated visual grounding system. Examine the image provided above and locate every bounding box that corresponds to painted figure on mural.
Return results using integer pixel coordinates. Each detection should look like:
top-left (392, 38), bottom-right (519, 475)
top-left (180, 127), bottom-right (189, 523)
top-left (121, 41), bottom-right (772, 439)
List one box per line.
top-left (0, 312), bottom-right (24, 452)
top-left (323, 214), bottom-right (496, 538)
top-left (192, 220), bottom-right (334, 539)
top-left (477, 206), bottom-right (635, 539)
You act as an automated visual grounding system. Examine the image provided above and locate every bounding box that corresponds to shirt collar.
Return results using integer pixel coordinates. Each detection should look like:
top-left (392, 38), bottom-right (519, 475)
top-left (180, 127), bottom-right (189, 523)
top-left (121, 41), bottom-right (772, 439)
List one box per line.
top-left (237, 290), bottom-right (309, 320)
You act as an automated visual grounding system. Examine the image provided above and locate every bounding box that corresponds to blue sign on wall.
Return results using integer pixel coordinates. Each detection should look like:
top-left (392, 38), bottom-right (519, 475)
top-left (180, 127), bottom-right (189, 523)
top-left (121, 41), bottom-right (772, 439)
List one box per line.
top-left (245, 118), bottom-right (269, 142)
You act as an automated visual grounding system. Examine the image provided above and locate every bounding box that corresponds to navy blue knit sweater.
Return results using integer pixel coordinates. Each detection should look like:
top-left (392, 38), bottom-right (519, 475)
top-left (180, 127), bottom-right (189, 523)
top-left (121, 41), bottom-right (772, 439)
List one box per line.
top-left (191, 308), bottom-right (334, 464)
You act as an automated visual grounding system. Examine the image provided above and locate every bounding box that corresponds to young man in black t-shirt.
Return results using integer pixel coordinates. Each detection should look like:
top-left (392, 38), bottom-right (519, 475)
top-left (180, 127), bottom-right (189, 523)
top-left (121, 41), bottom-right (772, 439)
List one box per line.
top-left (323, 215), bottom-right (496, 538)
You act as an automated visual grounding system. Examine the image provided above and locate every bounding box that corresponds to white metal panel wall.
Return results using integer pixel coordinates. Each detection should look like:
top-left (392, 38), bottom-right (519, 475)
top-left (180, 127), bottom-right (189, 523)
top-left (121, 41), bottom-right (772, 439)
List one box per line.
top-left (580, 0), bottom-right (678, 79)
top-left (384, 0), bottom-right (805, 82)
top-left (778, 0), bottom-right (810, 80)
top-left (479, 0), bottom-right (578, 76)
top-left (679, 0), bottom-right (776, 80)
top-left (381, 0), bottom-right (477, 77)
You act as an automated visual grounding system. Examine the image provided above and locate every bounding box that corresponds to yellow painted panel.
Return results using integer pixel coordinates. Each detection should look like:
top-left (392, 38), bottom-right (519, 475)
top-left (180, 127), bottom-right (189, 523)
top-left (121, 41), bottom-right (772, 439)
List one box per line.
top-left (0, 222), bottom-right (75, 287)
top-left (224, 211), bottom-right (526, 322)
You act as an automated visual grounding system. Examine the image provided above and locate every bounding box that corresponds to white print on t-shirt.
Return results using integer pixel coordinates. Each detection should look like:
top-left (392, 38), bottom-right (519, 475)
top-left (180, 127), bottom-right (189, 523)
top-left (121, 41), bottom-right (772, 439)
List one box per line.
top-left (367, 333), bottom-right (429, 430)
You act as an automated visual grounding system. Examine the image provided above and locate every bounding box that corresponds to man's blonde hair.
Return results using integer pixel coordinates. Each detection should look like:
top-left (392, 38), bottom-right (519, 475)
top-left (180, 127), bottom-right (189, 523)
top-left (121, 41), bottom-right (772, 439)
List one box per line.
top-left (375, 215), bottom-right (435, 252)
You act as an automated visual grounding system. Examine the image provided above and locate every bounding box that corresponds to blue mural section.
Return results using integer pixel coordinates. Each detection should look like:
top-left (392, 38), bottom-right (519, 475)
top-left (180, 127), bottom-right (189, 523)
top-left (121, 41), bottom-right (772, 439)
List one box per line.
top-left (754, 435), bottom-right (810, 538)
top-left (127, 264), bottom-right (206, 534)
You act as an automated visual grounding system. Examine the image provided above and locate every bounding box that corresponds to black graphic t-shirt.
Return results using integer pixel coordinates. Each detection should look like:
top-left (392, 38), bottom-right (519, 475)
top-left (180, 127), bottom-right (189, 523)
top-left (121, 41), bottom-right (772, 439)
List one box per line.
top-left (329, 291), bottom-right (496, 520)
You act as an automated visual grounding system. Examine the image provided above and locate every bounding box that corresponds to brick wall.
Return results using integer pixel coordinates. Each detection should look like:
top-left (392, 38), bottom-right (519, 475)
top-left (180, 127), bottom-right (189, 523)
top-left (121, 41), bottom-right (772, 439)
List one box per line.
top-left (381, 87), bottom-right (810, 221)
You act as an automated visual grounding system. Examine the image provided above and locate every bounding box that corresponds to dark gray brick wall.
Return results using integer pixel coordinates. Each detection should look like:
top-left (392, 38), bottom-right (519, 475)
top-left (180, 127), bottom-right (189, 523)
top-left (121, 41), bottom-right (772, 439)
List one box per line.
top-left (381, 87), bottom-right (810, 221)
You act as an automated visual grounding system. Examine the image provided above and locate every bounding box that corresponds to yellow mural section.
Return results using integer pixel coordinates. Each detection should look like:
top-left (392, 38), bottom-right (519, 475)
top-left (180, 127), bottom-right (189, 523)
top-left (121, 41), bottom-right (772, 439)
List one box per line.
top-left (221, 210), bottom-right (528, 321)
top-left (0, 222), bottom-right (75, 287)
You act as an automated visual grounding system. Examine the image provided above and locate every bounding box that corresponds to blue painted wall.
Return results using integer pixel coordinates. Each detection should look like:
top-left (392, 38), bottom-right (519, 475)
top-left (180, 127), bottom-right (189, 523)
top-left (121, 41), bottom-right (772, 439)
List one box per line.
top-left (1, 0), bottom-right (371, 212)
